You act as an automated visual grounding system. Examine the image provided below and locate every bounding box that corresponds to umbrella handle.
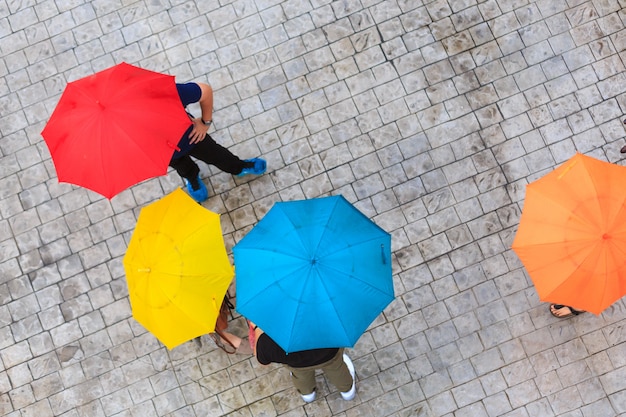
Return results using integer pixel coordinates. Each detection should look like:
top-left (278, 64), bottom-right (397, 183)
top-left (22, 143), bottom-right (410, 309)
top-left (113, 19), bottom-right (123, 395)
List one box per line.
top-left (166, 141), bottom-right (181, 152)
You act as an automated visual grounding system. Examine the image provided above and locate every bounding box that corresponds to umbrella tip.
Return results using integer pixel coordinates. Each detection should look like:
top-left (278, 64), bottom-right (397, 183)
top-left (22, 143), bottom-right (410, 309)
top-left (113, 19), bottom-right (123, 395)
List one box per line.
top-left (137, 268), bottom-right (151, 273)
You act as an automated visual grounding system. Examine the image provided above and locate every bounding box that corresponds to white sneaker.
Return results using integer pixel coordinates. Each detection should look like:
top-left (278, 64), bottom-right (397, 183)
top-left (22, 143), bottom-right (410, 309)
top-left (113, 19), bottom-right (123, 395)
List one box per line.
top-left (341, 354), bottom-right (356, 400)
top-left (301, 390), bottom-right (316, 403)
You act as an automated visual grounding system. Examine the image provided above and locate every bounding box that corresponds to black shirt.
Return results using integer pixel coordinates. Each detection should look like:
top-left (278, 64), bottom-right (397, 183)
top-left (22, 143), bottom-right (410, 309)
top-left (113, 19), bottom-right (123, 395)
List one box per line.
top-left (256, 333), bottom-right (338, 368)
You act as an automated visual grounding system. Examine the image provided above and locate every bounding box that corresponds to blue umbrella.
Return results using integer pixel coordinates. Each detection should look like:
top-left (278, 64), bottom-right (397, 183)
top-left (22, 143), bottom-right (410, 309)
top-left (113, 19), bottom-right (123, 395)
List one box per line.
top-left (233, 195), bottom-right (393, 353)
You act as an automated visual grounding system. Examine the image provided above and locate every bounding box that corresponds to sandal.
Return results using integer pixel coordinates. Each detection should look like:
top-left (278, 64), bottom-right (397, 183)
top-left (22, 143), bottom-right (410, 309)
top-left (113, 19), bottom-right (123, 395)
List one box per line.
top-left (550, 304), bottom-right (585, 318)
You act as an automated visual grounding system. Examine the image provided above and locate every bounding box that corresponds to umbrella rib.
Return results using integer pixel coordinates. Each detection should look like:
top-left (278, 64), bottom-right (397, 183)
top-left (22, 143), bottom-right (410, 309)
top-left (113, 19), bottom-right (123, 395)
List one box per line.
top-left (312, 264), bottom-right (392, 345)
top-left (312, 270), bottom-right (351, 344)
top-left (308, 197), bottom-right (348, 259)
top-left (321, 235), bottom-right (390, 269)
top-left (605, 191), bottom-right (626, 237)
top-left (596, 246), bottom-right (611, 309)
top-left (545, 244), bottom-right (600, 308)
top-left (114, 73), bottom-right (191, 162)
top-left (578, 156), bottom-right (604, 227)
top-left (288, 269), bottom-right (316, 350)
top-left (322, 261), bottom-right (393, 296)
top-left (243, 247), bottom-right (311, 262)
top-left (235, 254), bottom-right (312, 311)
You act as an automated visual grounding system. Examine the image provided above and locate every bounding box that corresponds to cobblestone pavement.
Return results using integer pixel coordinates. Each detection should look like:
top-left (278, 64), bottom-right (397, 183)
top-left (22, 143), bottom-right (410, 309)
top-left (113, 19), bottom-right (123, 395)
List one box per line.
top-left (3, 0), bottom-right (626, 416)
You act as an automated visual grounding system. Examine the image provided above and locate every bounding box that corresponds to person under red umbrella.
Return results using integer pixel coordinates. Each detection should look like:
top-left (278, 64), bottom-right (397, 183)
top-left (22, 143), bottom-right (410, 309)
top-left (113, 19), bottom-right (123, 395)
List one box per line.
top-left (42, 63), bottom-right (265, 200)
top-left (171, 82), bottom-right (266, 202)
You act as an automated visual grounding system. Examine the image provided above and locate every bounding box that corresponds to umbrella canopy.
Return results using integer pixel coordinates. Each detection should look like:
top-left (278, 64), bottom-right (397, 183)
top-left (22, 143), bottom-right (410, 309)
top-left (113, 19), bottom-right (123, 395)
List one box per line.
top-left (512, 153), bottom-right (626, 314)
top-left (42, 62), bottom-right (191, 199)
top-left (123, 188), bottom-right (234, 349)
top-left (233, 195), bottom-right (394, 352)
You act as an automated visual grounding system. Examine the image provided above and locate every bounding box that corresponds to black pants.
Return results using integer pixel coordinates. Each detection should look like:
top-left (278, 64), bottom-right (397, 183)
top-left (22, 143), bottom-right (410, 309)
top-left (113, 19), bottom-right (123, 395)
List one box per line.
top-left (169, 134), bottom-right (245, 182)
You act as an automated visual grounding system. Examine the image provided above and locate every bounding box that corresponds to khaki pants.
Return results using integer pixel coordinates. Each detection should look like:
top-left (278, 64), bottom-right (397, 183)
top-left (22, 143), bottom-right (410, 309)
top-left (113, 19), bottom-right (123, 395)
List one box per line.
top-left (287, 348), bottom-right (353, 395)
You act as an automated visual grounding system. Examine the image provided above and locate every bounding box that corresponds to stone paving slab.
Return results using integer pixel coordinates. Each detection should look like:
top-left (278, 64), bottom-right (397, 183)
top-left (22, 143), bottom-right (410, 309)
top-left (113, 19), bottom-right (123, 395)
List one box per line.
top-left (2, 0), bottom-right (626, 416)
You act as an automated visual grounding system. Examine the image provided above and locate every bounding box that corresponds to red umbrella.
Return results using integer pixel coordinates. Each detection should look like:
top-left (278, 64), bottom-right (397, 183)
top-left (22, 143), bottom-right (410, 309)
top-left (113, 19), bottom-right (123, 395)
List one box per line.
top-left (41, 62), bottom-right (191, 199)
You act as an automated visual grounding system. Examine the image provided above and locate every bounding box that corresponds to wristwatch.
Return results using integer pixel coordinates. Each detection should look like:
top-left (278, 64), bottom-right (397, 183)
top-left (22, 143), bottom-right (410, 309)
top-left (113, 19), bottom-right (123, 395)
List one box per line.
top-left (201, 118), bottom-right (212, 126)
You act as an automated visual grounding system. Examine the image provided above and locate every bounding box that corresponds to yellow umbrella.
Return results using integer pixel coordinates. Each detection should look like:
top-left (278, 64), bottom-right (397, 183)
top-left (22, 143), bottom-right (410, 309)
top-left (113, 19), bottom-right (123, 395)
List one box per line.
top-left (123, 188), bottom-right (234, 349)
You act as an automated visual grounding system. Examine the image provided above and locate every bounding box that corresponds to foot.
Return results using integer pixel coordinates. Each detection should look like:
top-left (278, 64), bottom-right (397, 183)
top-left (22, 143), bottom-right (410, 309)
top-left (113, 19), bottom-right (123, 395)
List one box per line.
top-left (234, 338), bottom-right (254, 355)
top-left (218, 333), bottom-right (253, 355)
top-left (211, 333), bottom-right (236, 354)
top-left (340, 354), bottom-right (356, 401)
top-left (184, 175), bottom-right (208, 203)
top-left (237, 158), bottom-right (266, 177)
top-left (301, 389), bottom-right (316, 403)
top-left (550, 304), bottom-right (584, 318)
top-left (621, 144), bottom-right (626, 154)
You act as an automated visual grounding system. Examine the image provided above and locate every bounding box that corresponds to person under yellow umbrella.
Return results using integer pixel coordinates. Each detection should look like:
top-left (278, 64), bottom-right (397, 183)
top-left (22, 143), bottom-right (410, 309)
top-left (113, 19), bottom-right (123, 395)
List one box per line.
top-left (123, 188), bottom-right (250, 352)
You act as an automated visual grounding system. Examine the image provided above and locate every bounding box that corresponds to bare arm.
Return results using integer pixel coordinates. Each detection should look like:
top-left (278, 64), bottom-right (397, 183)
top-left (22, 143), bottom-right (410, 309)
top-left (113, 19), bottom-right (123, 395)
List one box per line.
top-left (250, 321), bottom-right (265, 360)
top-left (188, 82), bottom-right (214, 144)
top-left (198, 83), bottom-right (213, 122)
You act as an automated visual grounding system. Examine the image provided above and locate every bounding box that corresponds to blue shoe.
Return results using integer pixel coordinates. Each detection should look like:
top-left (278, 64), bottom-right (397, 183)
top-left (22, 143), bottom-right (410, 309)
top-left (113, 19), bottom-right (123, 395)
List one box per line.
top-left (237, 158), bottom-right (266, 177)
top-left (184, 175), bottom-right (208, 203)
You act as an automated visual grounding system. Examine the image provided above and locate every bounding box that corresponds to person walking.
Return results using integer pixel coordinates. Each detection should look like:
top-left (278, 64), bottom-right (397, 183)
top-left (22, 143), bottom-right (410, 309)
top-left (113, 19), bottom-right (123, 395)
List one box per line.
top-left (250, 322), bottom-right (356, 403)
top-left (172, 82), bottom-right (266, 202)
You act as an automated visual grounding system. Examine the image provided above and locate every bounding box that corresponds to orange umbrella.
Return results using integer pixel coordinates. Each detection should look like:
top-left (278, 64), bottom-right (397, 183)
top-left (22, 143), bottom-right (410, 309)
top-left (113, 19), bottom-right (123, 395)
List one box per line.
top-left (512, 153), bottom-right (626, 314)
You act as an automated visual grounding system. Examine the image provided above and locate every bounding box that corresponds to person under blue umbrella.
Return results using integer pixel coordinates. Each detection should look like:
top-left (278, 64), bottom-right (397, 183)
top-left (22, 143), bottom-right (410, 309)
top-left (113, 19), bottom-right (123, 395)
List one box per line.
top-left (249, 322), bottom-right (356, 403)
